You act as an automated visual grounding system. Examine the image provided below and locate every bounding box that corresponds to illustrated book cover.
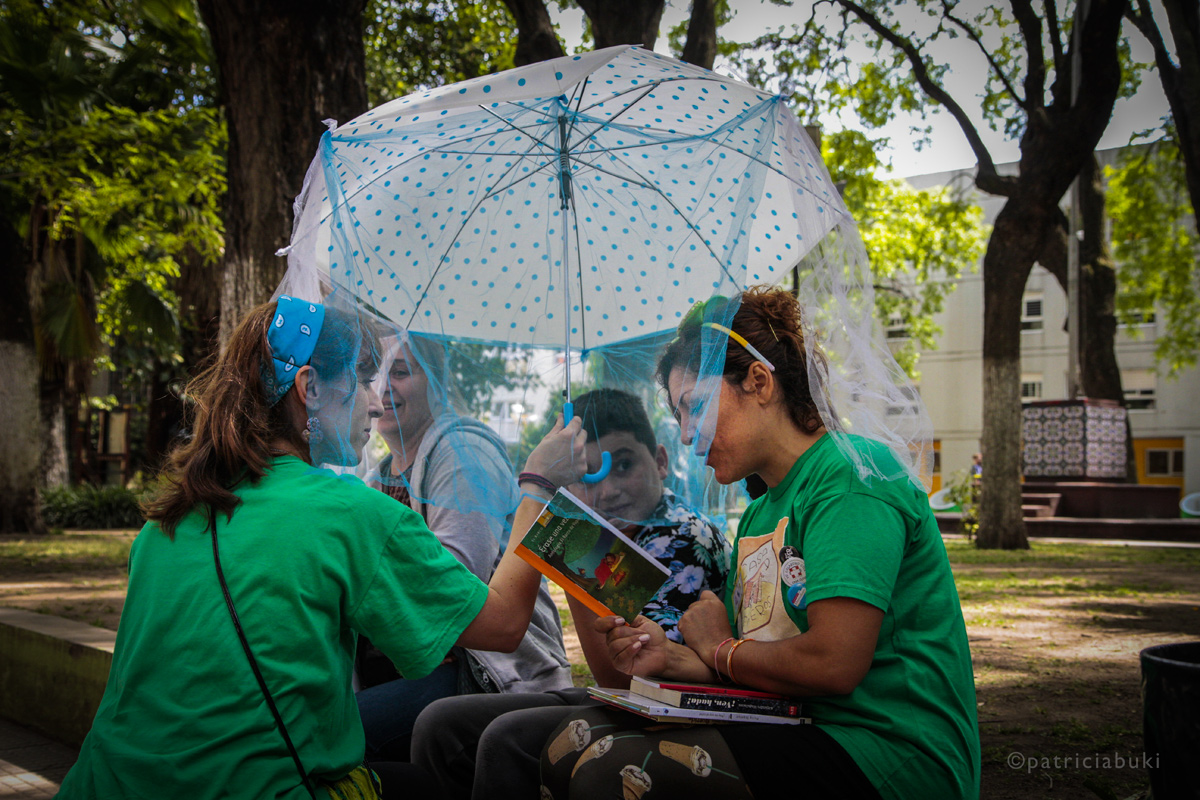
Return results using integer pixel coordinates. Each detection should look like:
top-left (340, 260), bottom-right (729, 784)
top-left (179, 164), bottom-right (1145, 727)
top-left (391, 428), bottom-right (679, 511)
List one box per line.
top-left (587, 687), bottom-right (810, 726)
top-left (516, 488), bottom-right (671, 620)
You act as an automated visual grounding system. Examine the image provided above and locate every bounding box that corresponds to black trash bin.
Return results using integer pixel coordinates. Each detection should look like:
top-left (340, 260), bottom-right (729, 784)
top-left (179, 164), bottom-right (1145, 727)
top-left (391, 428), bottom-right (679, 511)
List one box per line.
top-left (1140, 641), bottom-right (1200, 799)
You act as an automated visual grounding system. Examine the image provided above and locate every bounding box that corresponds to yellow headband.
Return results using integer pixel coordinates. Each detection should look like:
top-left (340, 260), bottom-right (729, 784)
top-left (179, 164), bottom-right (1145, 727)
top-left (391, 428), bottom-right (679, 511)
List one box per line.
top-left (704, 323), bottom-right (775, 372)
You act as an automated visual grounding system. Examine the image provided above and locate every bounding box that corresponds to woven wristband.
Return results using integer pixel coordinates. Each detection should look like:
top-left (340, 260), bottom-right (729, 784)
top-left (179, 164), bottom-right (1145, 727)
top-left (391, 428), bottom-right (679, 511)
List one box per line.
top-left (518, 472), bottom-right (556, 492)
top-left (712, 637), bottom-right (735, 683)
top-left (727, 638), bottom-right (748, 685)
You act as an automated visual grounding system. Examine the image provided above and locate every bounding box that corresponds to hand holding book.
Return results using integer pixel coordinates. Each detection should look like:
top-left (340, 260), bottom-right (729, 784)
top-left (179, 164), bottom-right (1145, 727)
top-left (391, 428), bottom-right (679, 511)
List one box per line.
top-left (594, 614), bottom-right (670, 678)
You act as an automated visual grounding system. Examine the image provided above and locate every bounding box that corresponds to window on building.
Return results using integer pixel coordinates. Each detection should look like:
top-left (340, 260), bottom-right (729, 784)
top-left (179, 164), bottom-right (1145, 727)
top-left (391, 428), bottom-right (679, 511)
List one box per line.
top-left (1146, 448), bottom-right (1184, 477)
top-left (885, 313), bottom-right (908, 340)
top-left (1120, 309), bottom-right (1157, 327)
top-left (1021, 295), bottom-right (1044, 331)
top-left (1122, 369), bottom-right (1157, 411)
top-left (886, 385), bottom-right (922, 416)
top-left (1020, 373), bottom-right (1043, 403)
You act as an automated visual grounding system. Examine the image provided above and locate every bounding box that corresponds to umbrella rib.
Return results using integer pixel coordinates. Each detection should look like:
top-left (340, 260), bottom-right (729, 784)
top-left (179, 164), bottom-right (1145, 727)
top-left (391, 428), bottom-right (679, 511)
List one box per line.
top-left (570, 75), bottom-right (591, 114)
top-left (567, 151), bottom-right (739, 287)
top-left (408, 149), bottom-right (552, 320)
top-left (318, 122), bottom-right (548, 223)
top-left (575, 76), bottom-right (711, 116)
top-left (567, 85), bottom-right (660, 153)
top-left (476, 154), bottom-right (561, 204)
top-left (477, 103), bottom-right (560, 154)
top-left (570, 105), bottom-right (848, 224)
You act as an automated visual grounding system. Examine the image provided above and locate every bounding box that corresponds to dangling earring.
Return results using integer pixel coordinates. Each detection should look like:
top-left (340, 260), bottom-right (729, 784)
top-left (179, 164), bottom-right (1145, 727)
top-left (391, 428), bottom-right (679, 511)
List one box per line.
top-left (303, 416), bottom-right (323, 445)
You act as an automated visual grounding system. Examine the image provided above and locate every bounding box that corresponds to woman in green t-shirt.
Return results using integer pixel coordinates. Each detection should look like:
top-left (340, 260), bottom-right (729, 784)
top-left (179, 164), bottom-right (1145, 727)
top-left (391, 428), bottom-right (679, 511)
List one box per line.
top-left (540, 286), bottom-right (980, 800)
top-left (56, 294), bottom-right (587, 800)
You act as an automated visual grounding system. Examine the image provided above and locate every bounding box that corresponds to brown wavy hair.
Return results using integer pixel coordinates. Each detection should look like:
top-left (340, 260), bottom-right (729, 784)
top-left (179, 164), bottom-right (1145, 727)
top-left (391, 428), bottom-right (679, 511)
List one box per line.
top-left (656, 285), bottom-right (826, 435)
top-left (141, 301), bottom-right (308, 538)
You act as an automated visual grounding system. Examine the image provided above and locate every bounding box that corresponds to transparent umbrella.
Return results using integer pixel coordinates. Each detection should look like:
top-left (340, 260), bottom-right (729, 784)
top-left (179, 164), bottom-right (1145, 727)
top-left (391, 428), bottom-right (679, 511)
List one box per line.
top-left (278, 45), bottom-right (929, 515)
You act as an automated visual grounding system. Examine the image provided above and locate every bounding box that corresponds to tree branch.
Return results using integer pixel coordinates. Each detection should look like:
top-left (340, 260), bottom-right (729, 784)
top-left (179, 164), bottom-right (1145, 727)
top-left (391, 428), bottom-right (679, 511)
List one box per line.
top-left (1068, 0), bottom-right (1134, 142)
top-left (1009, 0), bottom-right (1046, 111)
top-left (941, 4), bottom-right (1026, 108)
top-left (1045, 0), bottom-right (1065, 71)
top-left (832, 0), bottom-right (1013, 194)
top-left (1127, 0), bottom-right (1200, 219)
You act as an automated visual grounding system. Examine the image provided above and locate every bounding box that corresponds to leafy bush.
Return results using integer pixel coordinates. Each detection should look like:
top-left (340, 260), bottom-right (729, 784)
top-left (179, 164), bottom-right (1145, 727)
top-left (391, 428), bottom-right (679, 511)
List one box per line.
top-left (944, 469), bottom-right (981, 540)
top-left (41, 485), bottom-right (146, 529)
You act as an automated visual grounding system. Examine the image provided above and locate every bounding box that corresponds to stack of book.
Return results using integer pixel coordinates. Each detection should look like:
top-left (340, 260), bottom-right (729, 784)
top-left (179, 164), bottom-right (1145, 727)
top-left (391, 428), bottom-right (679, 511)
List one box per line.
top-left (588, 676), bottom-right (809, 725)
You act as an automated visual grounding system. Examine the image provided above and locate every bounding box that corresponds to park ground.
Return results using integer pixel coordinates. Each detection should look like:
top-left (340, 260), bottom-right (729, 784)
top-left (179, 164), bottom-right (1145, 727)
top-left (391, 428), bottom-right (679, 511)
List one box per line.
top-left (1, 531), bottom-right (1198, 799)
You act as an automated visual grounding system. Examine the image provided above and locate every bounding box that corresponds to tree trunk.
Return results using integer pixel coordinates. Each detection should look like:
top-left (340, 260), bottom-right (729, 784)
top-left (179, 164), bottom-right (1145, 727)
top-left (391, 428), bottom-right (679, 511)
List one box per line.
top-left (0, 220), bottom-right (46, 534)
top-left (1039, 155), bottom-right (1136, 479)
top-left (680, 0), bottom-right (718, 69)
top-left (141, 248), bottom-right (223, 472)
top-left (977, 204), bottom-right (1037, 549)
top-left (577, 0), bottom-right (665, 50)
top-left (0, 342), bottom-right (45, 533)
top-left (198, 0), bottom-right (368, 347)
top-left (40, 377), bottom-right (72, 487)
top-left (502, 0), bottom-right (566, 65)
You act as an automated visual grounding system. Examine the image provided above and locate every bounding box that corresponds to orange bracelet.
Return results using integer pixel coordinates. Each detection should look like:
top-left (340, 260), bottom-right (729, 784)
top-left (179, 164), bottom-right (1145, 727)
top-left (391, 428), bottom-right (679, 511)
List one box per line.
top-left (726, 638), bottom-right (748, 684)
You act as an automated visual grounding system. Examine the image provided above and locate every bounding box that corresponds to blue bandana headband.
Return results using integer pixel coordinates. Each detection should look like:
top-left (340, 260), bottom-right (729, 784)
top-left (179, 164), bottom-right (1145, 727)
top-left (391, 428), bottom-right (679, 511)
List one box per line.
top-left (267, 296), bottom-right (326, 405)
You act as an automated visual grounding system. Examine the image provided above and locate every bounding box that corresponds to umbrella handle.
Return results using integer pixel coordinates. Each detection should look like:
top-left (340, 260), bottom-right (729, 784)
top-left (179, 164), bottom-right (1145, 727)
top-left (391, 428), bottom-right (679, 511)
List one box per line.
top-left (563, 402), bottom-right (612, 484)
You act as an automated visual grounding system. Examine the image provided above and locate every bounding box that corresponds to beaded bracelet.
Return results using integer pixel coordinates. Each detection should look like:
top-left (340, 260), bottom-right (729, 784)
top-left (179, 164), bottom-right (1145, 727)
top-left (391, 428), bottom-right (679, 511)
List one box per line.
top-left (726, 638), bottom-right (748, 685)
top-left (517, 472), bottom-right (556, 492)
top-left (712, 637), bottom-right (735, 683)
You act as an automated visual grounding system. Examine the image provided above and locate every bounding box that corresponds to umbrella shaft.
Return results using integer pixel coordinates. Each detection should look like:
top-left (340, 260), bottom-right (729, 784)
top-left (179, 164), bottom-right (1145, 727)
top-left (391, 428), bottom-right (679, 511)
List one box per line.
top-left (558, 114), bottom-right (573, 404)
top-left (557, 115), bottom-right (572, 210)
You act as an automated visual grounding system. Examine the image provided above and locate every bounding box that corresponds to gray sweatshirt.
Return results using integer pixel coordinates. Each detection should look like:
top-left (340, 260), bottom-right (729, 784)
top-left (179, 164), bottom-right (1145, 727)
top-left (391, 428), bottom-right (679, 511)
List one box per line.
top-left (384, 415), bottom-right (572, 693)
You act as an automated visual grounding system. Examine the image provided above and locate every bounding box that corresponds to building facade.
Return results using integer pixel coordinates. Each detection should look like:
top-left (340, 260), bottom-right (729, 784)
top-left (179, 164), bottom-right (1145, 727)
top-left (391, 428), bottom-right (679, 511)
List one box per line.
top-left (906, 152), bottom-right (1199, 502)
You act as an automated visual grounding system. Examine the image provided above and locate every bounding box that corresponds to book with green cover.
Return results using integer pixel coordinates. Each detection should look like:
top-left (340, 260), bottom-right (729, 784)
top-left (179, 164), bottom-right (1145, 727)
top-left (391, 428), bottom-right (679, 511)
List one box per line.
top-left (516, 488), bottom-right (670, 620)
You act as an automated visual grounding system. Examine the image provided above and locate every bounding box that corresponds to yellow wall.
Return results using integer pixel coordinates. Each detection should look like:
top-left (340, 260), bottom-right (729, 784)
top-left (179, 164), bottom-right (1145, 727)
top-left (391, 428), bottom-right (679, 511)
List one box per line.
top-left (1132, 437), bottom-right (1184, 491)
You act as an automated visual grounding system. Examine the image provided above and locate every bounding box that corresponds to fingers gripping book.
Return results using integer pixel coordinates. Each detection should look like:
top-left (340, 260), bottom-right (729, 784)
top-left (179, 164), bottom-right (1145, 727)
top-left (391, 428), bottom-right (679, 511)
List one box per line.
top-left (516, 488), bottom-right (671, 620)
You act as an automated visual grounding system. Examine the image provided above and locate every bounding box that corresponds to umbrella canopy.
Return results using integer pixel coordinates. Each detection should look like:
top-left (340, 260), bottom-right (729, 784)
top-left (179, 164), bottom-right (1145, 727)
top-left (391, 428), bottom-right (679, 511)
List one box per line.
top-left (277, 45), bottom-right (930, 524)
top-left (282, 45), bottom-right (848, 351)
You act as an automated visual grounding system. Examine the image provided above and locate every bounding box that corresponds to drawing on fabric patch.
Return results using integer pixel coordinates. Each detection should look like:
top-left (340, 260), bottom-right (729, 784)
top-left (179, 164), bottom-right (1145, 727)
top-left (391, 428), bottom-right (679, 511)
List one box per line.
top-left (738, 536), bottom-right (778, 635)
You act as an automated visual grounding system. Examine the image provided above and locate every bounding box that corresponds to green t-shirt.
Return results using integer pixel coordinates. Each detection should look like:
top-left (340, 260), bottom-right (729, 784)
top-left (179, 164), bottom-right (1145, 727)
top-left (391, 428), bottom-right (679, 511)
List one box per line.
top-left (727, 435), bottom-right (979, 800)
top-left (57, 456), bottom-right (489, 800)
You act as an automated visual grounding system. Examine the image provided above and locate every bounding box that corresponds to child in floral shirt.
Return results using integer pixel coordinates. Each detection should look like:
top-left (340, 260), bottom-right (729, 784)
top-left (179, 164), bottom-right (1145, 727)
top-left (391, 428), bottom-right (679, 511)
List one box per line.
top-left (411, 389), bottom-right (730, 799)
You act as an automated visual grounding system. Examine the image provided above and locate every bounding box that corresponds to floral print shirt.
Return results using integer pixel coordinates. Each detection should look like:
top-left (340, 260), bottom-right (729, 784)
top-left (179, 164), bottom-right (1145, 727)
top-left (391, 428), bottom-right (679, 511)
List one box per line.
top-left (631, 490), bottom-right (731, 643)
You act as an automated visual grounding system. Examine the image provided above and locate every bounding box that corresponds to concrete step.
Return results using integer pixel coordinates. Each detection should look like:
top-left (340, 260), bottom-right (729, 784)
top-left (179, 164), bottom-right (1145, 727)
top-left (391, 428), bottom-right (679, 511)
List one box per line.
top-left (0, 608), bottom-right (114, 748)
top-left (1022, 492), bottom-right (1062, 516)
top-left (1022, 504), bottom-right (1056, 518)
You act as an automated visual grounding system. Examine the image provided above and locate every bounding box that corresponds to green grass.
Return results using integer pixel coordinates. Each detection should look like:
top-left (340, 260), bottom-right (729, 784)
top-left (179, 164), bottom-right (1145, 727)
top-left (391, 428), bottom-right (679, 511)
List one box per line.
top-left (944, 539), bottom-right (1200, 567)
top-left (0, 534), bottom-right (133, 576)
top-left (944, 540), bottom-right (1199, 604)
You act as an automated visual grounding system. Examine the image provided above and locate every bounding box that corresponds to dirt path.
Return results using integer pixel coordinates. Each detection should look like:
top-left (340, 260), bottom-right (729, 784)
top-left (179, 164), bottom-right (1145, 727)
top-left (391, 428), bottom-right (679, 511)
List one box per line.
top-left (3, 532), bottom-right (1199, 799)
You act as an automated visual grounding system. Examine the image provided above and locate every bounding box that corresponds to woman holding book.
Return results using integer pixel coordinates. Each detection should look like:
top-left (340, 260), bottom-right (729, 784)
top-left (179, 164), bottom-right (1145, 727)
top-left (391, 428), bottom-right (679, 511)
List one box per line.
top-left (55, 293), bottom-right (587, 800)
top-left (541, 286), bottom-right (980, 800)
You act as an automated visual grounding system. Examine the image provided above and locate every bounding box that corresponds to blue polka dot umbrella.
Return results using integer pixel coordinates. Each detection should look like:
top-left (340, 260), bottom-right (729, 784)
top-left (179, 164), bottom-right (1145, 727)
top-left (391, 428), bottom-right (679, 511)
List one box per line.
top-left (279, 45), bottom-right (930, 496)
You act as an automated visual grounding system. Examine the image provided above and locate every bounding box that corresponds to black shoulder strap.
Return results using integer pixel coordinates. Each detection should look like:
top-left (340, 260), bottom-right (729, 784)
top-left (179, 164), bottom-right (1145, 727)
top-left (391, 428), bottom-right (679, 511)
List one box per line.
top-left (211, 512), bottom-right (317, 799)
